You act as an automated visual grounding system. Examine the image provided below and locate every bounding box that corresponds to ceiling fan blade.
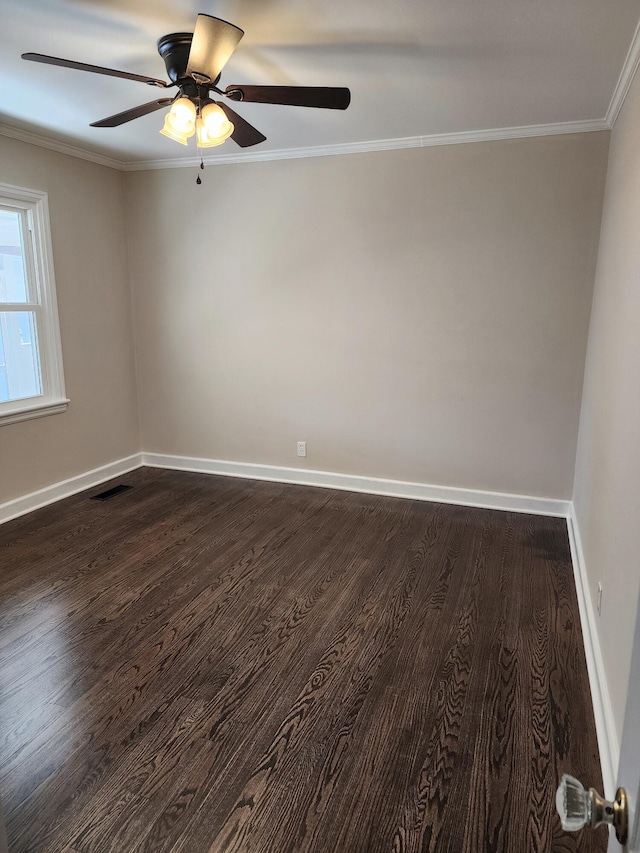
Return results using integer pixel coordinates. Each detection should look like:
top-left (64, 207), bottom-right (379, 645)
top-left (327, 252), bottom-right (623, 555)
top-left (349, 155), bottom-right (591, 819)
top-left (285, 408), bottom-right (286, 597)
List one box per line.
top-left (224, 85), bottom-right (351, 110)
top-left (216, 102), bottom-right (266, 148)
top-left (186, 14), bottom-right (244, 83)
top-left (90, 98), bottom-right (174, 128)
top-left (21, 53), bottom-right (169, 88)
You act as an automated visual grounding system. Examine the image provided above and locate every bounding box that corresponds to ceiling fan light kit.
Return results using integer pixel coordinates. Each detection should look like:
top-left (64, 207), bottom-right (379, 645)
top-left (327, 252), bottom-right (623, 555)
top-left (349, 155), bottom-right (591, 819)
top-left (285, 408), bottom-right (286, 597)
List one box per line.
top-left (157, 96), bottom-right (232, 148)
top-left (21, 12), bottom-right (351, 158)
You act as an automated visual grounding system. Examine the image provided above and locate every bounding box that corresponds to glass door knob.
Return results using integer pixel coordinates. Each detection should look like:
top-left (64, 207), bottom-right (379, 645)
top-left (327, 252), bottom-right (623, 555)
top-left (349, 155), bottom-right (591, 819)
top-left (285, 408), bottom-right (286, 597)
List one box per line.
top-left (556, 773), bottom-right (628, 845)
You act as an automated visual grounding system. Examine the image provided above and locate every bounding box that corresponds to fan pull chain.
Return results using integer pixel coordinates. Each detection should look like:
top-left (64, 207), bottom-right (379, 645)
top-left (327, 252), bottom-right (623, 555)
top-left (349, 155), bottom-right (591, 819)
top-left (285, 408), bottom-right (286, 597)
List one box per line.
top-left (196, 156), bottom-right (204, 185)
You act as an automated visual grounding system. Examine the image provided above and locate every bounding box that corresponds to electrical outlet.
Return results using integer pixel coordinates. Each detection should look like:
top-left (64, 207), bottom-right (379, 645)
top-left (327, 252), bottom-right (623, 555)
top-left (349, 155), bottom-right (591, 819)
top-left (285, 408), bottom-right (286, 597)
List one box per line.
top-left (597, 582), bottom-right (603, 616)
top-left (297, 441), bottom-right (307, 457)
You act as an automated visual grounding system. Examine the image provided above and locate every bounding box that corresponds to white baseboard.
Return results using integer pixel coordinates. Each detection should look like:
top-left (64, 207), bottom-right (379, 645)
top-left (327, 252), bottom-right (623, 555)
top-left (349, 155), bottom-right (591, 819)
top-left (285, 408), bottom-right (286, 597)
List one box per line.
top-left (141, 452), bottom-right (570, 517)
top-left (0, 453), bottom-right (143, 524)
top-left (566, 507), bottom-right (619, 796)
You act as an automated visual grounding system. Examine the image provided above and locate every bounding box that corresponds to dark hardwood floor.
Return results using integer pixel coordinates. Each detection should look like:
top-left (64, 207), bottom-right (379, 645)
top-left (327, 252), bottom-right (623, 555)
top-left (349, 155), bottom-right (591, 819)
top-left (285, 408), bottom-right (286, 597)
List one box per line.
top-left (0, 468), bottom-right (605, 852)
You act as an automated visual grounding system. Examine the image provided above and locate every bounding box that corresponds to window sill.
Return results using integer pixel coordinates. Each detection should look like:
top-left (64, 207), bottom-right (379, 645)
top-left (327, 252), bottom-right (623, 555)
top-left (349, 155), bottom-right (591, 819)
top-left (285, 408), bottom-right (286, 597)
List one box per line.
top-left (0, 398), bottom-right (70, 427)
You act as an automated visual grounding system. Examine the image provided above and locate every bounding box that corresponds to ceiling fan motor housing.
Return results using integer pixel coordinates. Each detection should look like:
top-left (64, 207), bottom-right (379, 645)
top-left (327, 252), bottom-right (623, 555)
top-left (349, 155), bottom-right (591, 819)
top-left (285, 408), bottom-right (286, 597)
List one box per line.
top-left (158, 33), bottom-right (210, 84)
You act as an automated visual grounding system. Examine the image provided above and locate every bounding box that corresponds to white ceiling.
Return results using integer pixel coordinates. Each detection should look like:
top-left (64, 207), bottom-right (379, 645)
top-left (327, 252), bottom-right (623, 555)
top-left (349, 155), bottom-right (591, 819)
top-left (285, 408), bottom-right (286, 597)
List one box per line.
top-left (1, 0), bottom-right (640, 167)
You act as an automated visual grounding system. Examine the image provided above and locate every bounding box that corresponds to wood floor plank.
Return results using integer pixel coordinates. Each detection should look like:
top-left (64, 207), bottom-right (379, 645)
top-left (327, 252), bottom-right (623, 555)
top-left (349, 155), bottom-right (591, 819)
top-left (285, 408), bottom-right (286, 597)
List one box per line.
top-left (261, 503), bottom-right (479, 853)
top-left (0, 469), bottom-right (605, 853)
top-left (1, 486), bottom-right (342, 821)
top-left (204, 515), bottom-right (422, 852)
top-left (90, 499), bottom-right (423, 853)
top-left (8, 490), bottom-right (399, 849)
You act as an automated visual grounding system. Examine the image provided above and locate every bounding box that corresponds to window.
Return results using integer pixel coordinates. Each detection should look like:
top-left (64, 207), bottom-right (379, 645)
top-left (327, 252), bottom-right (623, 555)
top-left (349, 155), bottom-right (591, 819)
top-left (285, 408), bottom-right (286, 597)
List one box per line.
top-left (0, 184), bottom-right (68, 426)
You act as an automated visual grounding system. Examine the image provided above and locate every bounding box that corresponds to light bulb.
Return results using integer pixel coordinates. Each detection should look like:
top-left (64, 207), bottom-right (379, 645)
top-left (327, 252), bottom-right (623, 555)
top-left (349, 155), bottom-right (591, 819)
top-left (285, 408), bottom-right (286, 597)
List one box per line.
top-left (202, 103), bottom-right (229, 135)
top-left (198, 102), bottom-right (233, 145)
top-left (159, 97), bottom-right (197, 145)
top-left (167, 97), bottom-right (196, 133)
top-left (195, 117), bottom-right (229, 148)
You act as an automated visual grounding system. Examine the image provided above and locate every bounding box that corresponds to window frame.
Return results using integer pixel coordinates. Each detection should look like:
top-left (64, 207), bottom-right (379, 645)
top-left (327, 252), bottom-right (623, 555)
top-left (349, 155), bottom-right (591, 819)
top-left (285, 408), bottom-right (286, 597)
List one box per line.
top-left (0, 183), bottom-right (68, 426)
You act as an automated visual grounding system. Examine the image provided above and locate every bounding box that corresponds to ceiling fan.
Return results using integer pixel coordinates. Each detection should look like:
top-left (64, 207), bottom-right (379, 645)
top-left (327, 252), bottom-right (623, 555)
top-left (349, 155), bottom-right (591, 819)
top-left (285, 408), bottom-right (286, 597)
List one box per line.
top-left (21, 13), bottom-right (351, 150)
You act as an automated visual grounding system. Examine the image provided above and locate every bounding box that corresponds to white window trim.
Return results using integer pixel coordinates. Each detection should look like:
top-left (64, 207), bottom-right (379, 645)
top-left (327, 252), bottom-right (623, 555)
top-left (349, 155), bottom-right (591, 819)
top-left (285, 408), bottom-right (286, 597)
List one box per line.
top-left (0, 183), bottom-right (69, 426)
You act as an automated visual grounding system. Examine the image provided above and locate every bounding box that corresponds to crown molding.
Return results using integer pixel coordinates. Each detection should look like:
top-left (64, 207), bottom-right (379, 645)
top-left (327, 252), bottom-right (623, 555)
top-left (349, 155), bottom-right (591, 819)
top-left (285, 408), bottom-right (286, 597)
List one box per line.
top-left (121, 118), bottom-right (610, 171)
top-left (0, 123), bottom-right (123, 170)
top-left (606, 17), bottom-right (640, 127)
top-left (0, 117), bottom-right (610, 173)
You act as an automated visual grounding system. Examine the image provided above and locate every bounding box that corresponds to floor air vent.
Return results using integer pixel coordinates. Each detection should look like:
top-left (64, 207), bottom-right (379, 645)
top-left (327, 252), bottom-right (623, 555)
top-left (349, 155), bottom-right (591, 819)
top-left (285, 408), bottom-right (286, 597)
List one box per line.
top-left (91, 484), bottom-right (132, 501)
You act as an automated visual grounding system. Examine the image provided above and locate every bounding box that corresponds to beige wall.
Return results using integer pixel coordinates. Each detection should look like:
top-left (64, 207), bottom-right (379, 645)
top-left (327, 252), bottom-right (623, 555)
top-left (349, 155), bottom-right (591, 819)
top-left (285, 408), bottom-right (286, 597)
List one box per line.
top-left (126, 133), bottom-right (608, 498)
top-left (573, 71), bottom-right (640, 739)
top-left (0, 137), bottom-right (140, 503)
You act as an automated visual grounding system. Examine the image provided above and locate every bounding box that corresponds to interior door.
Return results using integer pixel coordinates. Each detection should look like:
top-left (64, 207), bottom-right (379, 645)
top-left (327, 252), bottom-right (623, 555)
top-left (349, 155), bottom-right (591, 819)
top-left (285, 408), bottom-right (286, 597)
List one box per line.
top-left (615, 596), bottom-right (640, 851)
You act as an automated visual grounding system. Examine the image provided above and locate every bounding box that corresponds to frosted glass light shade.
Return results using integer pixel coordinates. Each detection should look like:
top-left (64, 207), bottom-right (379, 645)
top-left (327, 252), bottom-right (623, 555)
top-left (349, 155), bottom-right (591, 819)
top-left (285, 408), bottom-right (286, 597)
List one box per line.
top-left (195, 118), bottom-right (225, 147)
top-left (167, 97), bottom-right (196, 132)
top-left (197, 103), bottom-right (233, 146)
top-left (160, 116), bottom-right (190, 145)
top-left (160, 97), bottom-right (196, 145)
